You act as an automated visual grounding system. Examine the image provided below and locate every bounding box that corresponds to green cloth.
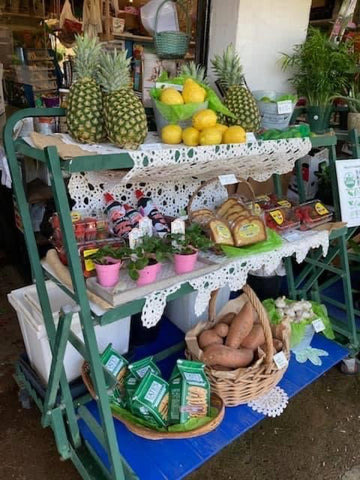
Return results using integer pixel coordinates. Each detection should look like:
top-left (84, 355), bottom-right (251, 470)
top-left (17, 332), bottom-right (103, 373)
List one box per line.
top-left (110, 404), bottom-right (219, 433)
top-left (150, 72), bottom-right (234, 123)
top-left (221, 228), bottom-right (283, 257)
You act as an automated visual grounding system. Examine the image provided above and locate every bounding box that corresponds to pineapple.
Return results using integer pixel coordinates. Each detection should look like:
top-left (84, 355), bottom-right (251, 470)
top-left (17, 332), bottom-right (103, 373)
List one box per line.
top-left (211, 44), bottom-right (261, 132)
top-left (67, 34), bottom-right (105, 143)
top-left (180, 61), bottom-right (209, 85)
top-left (97, 49), bottom-right (148, 150)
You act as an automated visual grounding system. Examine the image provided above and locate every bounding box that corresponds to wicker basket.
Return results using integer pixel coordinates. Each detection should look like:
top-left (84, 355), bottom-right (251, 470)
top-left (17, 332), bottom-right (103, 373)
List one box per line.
top-left (154, 0), bottom-right (190, 59)
top-left (185, 285), bottom-right (291, 406)
top-left (81, 362), bottom-right (225, 440)
top-left (187, 176), bottom-right (257, 223)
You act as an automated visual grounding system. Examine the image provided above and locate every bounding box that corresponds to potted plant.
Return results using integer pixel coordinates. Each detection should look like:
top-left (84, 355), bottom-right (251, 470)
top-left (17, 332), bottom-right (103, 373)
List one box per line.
top-left (281, 27), bottom-right (356, 133)
top-left (170, 224), bottom-right (213, 274)
top-left (89, 245), bottom-right (131, 288)
top-left (127, 236), bottom-right (171, 287)
top-left (335, 77), bottom-right (360, 134)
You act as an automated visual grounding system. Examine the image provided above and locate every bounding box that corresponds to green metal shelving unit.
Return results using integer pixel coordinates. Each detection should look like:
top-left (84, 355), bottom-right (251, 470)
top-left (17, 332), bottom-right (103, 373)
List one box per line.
top-left (4, 107), bottom-right (359, 479)
top-left (274, 129), bottom-right (360, 351)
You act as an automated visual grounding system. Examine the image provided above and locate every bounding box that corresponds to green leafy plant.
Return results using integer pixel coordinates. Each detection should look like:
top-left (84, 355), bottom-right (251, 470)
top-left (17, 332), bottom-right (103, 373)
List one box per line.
top-left (170, 224), bottom-right (213, 255)
top-left (335, 75), bottom-right (360, 113)
top-left (127, 236), bottom-right (171, 281)
top-left (281, 27), bottom-right (356, 107)
top-left (88, 245), bottom-right (131, 265)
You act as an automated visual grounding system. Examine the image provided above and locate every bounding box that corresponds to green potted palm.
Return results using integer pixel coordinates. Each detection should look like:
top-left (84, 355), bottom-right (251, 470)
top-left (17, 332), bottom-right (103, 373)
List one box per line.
top-left (170, 224), bottom-right (213, 274)
top-left (89, 245), bottom-right (131, 287)
top-left (281, 27), bottom-right (356, 133)
top-left (127, 236), bottom-right (171, 286)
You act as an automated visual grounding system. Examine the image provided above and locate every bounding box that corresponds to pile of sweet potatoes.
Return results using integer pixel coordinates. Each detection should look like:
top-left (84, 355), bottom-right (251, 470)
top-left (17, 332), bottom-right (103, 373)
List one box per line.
top-left (198, 302), bottom-right (283, 370)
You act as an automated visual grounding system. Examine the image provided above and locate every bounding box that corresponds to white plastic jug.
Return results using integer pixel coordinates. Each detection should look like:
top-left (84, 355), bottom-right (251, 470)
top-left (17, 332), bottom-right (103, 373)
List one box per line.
top-left (140, 0), bottom-right (179, 36)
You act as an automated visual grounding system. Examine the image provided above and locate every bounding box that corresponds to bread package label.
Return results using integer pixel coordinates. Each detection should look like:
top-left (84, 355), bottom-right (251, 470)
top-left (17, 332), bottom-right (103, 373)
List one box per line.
top-left (209, 219), bottom-right (234, 245)
top-left (131, 371), bottom-right (169, 428)
top-left (169, 359), bottom-right (210, 424)
top-left (101, 344), bottom-right (128, 387)
top-left (233, 217), bottom-right (266, 247)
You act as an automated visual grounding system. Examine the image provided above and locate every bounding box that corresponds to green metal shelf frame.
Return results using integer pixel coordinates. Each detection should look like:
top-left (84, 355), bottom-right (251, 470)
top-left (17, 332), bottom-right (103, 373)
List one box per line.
top-left (274, 130), bottom-right (360, 351)
top-left (5, 107), bottom-right (359, 479)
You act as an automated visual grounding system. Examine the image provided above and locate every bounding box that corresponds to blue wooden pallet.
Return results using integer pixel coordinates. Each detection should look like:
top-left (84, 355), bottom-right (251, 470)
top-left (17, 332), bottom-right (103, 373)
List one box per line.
top-left (78, 320), bottom-right (348, 480)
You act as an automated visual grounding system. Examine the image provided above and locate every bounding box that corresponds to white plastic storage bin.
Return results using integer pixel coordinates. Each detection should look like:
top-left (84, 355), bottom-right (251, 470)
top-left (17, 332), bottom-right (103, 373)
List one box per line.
top-left (8, 281), bottom-right (130, 385)
top-left (165, 286), bottom-right (231, 333)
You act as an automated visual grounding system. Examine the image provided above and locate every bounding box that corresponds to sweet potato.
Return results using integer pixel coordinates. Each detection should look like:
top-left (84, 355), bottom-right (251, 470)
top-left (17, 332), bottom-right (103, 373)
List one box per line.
top-left (198, 329), bottom-right (223, 349)
top-left (218, 312), bottom-right (236, 325)
top-left (213, 322), bottom-right (229, 338)
top-left (202, 344), bottom-right (254, 368)
top-left (225, 302), bottom-right (255, 348)
top-left (272, 339), bottom-right (283, 352)
top-left (241, 324), bottom-right (265, 350)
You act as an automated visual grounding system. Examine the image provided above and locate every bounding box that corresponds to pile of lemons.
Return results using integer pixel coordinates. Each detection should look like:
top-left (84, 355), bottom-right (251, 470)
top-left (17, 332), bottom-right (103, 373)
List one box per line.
top-left (161, 109), bottom-right (246, 146)
top-left (160, 78), bottom-right (207, 105)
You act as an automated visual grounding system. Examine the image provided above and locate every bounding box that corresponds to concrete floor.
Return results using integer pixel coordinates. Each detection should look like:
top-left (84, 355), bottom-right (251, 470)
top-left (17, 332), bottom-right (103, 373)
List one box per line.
top-left (1, 256), bottom-right (360, 480)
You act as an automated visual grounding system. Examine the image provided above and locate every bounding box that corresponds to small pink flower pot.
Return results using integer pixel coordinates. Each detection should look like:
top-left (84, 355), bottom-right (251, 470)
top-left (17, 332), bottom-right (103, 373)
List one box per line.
top-left (174, 251), bottom-right (198, 274)
top-left (136, 262), bottom-right (162, 286)
top-left (95, 260), bottom-right (122, 287)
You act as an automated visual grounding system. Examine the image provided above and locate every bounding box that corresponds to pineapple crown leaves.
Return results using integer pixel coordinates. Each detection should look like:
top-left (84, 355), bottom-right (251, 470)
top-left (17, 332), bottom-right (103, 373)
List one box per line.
top-left (211, 43), bottom-right (244, 90)
top-left (180, 61), bottom-right (209, 85)
top-left (73, 34), bottom-right (103, 81)
top-left (97, 49), bottom-right (132, 94)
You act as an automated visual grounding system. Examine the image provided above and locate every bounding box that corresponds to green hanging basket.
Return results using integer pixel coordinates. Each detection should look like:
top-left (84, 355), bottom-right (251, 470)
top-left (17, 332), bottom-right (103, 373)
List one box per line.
top-left (153, 0), bottom-right (190, 59)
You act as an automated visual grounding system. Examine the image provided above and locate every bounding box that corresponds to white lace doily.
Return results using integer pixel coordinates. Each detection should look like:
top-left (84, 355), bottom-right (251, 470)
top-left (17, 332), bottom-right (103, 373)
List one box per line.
top-left (106, 229), bottom-right (328, 328)
top-left (248, 386), bottom-right (288, 417)
top-left (63, 132), bottom-right (311, 183)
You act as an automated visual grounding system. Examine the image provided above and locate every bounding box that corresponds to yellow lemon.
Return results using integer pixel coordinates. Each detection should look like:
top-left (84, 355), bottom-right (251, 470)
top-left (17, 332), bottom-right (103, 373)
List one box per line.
top-left (182, 78), bottom-right (207, 104)
top-left (199, 127), bottom-right (222, 146)
top-left (192, 109), bottom-right (217, 131)
top-left (214, 123), bottom-right (229, 135)
top-left (223, 125), bottom-right (246, 144)
top-left (160, 88), bottom-right (184, 105)
top-left (162, 124), bottom-right (182, 144)
top-left (182, 127), bottom-right (200, 146)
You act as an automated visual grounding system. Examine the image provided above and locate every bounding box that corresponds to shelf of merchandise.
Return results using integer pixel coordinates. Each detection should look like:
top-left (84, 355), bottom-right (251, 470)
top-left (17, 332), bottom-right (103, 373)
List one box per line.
top-left (274, 128), bottom-right (360, 352)
top-left (3, 107), bottom-right (352, 480)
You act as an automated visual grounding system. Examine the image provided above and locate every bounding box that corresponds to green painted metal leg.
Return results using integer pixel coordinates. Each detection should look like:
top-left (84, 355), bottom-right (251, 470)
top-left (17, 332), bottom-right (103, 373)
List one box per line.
top-left (284, 257), bottom-right (297, 299)
top-left (328, 144), bottom-right (341, 220)
top-left (45, 147), bottom-right (126, 480)
top-left (295, 158), bottom-right (306, 203)
top-left (4, 134), bottom-right (80, 449)
top-left (273, 174), bottom-right (283, 196)
top-left (337, 234), bottom-right (358, 350)
top-left (42, 307), bottom-right (75, 428)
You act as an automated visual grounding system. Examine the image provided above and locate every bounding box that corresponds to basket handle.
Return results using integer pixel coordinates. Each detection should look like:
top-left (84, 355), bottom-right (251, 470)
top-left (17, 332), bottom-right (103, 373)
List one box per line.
top-left (242, 284), bottom-right (274, 370)
top-left (154, 0), bottom-right (191, 36)
top-left (188, 176), bottom-right (255, 221)
top-left (208, 289), bottom-right (219, 325)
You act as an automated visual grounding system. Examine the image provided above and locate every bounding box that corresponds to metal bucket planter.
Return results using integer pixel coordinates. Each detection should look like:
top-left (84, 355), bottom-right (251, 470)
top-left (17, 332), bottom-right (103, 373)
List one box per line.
top-left (307, 105), bottom-right (333, 134)
top-left (253, 90), bottom-right (296, 130)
